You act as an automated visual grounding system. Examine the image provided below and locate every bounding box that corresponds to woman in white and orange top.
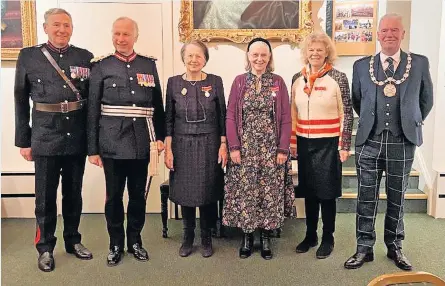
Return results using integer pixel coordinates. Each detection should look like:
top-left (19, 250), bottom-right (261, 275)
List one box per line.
top-left (291, 32), bottom-right (353, 259)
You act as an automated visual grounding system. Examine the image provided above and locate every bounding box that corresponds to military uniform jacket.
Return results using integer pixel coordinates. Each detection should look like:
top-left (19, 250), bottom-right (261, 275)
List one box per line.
top-left (87, 52), bottom-right (166, 159)
top-left (14, 42), bottom-right (94, 156)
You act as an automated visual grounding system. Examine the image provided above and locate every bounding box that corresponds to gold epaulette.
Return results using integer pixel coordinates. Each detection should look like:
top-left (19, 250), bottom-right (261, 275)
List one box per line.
top-left (137, 53), bottom-right (157, 61)
top-left (90, 53), bottom-right (113, 63)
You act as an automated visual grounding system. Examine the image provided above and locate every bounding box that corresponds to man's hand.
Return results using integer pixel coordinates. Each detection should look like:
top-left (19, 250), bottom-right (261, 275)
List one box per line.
top-left (88, 155), bottom-right (103, 168)
top-left (20, 148), bottom-right (33, 161)
top-left (157, 140), bottom-right (165, 154)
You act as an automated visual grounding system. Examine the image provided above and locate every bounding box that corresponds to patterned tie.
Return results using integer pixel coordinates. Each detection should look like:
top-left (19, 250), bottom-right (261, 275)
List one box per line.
top-left (385, 57), bottom-right (395, 78)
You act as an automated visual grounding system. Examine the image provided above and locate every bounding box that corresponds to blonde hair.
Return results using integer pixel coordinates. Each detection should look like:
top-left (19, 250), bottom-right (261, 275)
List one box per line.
top-left (300, 31), bottom-right (337, 65)
top-left (244, 42), bottom-right (275, 72)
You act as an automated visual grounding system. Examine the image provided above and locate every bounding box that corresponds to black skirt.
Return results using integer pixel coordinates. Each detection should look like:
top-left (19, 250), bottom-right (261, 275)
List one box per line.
top-left (296, 136), bottom-right (342, 200)
top-left (169, 132), bottom-right (224, 207)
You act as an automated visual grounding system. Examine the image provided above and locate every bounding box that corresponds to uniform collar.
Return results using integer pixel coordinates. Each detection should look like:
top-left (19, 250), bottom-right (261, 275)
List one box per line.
top-left (114, 51), bottom-right (137, 63)
top-left (46, 41), bottom-right (69, 53)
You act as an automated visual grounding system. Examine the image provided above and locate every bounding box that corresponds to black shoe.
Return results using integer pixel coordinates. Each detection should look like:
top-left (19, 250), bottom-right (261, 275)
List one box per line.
top-left (239, 232), bottom-right (254, 259)
top-left (179, 231), bottom-right (195, 257)
top-left (128, 243), bottom-right (149, 262)
top-left (66, 243), bottom-right (93, 260)
top-left (38, 252), bottom-right (55, 272)
top-left (387, 249), bottom-right (412, 271)
top-left (107, 246), bottom-right (124, 267)
top-left (344, 251), bottom-right (374, 269)
top-left (260, 230), bottom-right (273, 260)
top-left (295, 236), bottom-right (318, 253)
top-left (201, 234), bottom-right (213, 258)
top-left (316, 241), bottom-right (334, 259)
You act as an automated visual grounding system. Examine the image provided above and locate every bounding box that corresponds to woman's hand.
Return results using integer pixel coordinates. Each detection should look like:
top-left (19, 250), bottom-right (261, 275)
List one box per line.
top-left (165, 150), bottom-right (174, 170)
top-left (218, 143), bottom-right (228, 168)
top-left (290, 147), bottom-right (297, 158)
top-left (339, 150), bottom-right (350, 163)
top-left (276, 153), bottom-right (287, 165)
top-left (230, 150), bottom-right (241, 165)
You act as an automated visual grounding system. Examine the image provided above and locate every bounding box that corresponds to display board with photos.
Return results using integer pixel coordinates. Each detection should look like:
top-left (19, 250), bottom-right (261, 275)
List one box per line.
top-left (332, 0), bottom-right (377, 56)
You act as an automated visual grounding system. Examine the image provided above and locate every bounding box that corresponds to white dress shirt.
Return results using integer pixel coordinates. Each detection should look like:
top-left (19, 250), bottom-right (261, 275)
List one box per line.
top-left (380, 49), bottom-right (401, 71)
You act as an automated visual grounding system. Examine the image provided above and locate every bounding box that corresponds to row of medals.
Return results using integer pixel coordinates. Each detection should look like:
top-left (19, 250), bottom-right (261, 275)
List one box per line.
top-left (369, 53), bottom-right (412, 97)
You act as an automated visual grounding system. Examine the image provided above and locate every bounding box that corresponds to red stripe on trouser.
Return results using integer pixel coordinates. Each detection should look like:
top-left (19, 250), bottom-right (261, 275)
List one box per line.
top-left (34, 226), bottom-right (41, 245)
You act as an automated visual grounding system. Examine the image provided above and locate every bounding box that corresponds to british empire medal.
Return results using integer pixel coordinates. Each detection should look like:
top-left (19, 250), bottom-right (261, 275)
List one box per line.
top-left (205, 91), bottom-right (210, 98)
top-left (384, 83), bottom-right (397, 97)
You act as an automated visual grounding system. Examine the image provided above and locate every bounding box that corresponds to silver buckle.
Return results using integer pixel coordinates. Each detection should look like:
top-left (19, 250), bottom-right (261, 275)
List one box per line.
top-left (61, 101), bottom-right (69, 113)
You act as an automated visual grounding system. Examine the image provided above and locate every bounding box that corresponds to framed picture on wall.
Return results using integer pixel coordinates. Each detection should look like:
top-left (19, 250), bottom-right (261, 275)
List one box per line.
top-left (329, 0), bottom-right (378, 56)
top-left (179, 0), bottom-right (314, 45)
top-left (1, 0), bottom-right (37, 61)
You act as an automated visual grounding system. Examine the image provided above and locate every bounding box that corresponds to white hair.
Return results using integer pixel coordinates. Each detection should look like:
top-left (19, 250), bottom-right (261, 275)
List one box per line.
top-left (112, 17), bottom-right (139, 36)
top-left (379, 13), bottom-right (404, 30)
top-left (44, 8), bottom-right (72, 24)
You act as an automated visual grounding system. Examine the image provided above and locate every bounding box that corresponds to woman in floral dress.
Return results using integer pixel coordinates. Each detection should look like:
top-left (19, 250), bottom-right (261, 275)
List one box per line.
top-left (223, 38), bottom-right (294, 260)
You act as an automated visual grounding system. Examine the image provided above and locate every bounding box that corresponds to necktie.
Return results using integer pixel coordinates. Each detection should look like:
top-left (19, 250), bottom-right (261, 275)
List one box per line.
top-left (385, 57), bottom-right (395, 78)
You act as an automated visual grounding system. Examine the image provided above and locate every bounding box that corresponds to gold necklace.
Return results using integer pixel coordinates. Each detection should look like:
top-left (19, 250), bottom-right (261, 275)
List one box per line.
top-left (368, 53), bottom-right (412, 97)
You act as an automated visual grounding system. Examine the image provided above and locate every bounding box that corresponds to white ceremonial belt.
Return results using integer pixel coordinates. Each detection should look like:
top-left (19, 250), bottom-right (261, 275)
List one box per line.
top-left (101, 105), bottom-right (154, 118)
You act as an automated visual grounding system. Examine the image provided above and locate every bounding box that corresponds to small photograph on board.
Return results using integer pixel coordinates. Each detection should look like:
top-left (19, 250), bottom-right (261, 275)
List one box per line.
top-left (335, 5), bottom-right (351, 18)
top-left (343, 19), bottom-right (358, 29)
top-left (351, 4), bottom-right (373, 17)
top-left (359, 30), bottom-right (373, 42)
top-left (358, 18), bottom-right (373, 29)
top-left (334, 20), bottom-right (344, 31)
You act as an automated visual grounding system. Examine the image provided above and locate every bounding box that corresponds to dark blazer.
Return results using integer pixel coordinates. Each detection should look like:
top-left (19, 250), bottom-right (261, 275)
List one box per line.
top-left (14, 43), bottom-right (93, 156)
top-left (352, 51), bottom-right (433, 146)
top-left (87, 53), bottom-right (165, 159)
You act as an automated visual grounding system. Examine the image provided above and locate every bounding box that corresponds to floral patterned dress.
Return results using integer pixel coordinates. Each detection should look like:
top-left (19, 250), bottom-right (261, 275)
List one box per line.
top-left (223, 72), bottom-right (293, 233)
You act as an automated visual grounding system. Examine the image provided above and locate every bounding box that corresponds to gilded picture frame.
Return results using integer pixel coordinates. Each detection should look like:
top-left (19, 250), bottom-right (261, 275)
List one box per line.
top-left (1, 0), bottom-right (37, 61)
top-left (179, 0), bottom-right (313, 45)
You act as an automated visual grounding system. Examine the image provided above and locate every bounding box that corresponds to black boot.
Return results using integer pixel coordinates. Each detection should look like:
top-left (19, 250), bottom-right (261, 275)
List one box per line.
top-left (316, 233), bottom-right (334, 259)
top-left (295, 233), bottom-right (318, 253)
top-left (179, 230), bottom-right (195, 257)
top-left (201, 230), bottom-right (213, 258)
top-left (260, 230), bottom-right (273, 260)
top-left (239, 232), bottom-right (254, 259)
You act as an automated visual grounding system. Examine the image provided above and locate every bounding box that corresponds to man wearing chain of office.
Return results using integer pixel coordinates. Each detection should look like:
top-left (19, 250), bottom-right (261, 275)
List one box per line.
top-left (344, 13), bottom-right (433, 271)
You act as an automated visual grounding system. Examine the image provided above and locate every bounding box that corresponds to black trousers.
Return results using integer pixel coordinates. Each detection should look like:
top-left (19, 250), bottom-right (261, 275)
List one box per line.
top-left (181, 203), bottom-right (217, 236)
top-left (102, 158), bottom-right (149, 249)
top-left (305, 197), bottom-right (336, 241)
top-left (34, 155), bottom-right (86, 254)
top-left (355, 130), bottom-right (415, 252)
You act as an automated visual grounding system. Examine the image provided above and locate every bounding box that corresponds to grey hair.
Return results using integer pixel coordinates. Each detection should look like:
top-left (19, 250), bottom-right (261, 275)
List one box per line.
top-left (44, 8), bottom-right (72, 23)
top-left (112, 17), bottom-right (139, 36)
top-left (379, 13), bottom-right (404, 30)
top-left (244, 42), bottom-right (275, 72)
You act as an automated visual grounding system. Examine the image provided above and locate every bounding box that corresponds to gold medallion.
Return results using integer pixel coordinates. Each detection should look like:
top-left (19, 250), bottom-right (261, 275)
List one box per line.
top-left (384, 83), bottom-right (397, 97)
top-left (181, 88), bottom-right (187, 96)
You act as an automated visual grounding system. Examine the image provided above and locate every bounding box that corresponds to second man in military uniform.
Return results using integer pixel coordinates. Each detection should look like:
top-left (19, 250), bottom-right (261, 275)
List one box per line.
top-left (87, 17), bottom-right (165, 266)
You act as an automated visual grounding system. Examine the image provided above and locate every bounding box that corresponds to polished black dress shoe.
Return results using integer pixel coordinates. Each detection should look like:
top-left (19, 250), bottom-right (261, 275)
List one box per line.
top-left (239, 233), bottom-right (254, 259)
top-left (66, 243), bottom-right (93, 260)
top-left (128, 243), bottom-right (149, 262)
top-left (295, 236), bottom-right (318, 253)
top-left (344, 251), bottom-right (374, 269)
top-left (107, 246), bottom-right (124, 267)
top-left (38, 252), bottom-right (55, 272)
top-left (387, 249), bottom-right (412, 271)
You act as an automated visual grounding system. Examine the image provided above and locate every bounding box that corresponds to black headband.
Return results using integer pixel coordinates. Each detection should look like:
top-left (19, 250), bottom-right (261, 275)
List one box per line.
top-left (247, 38), bottom-right (272, 52)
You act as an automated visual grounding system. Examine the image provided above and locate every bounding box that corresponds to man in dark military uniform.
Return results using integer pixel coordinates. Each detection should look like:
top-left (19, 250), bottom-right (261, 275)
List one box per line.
top-left (87, 16), bottom-right (165, 266)
top-left (14, 8), bottom-right (94, 272)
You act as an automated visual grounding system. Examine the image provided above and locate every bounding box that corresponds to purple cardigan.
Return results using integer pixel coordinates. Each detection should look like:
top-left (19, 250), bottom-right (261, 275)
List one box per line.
top-left (226, 73), bottom-right (291, 155)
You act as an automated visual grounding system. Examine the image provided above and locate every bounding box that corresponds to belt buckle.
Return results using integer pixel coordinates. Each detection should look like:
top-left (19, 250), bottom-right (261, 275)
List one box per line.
top-left (61, 101), bottom-right (69, 113)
